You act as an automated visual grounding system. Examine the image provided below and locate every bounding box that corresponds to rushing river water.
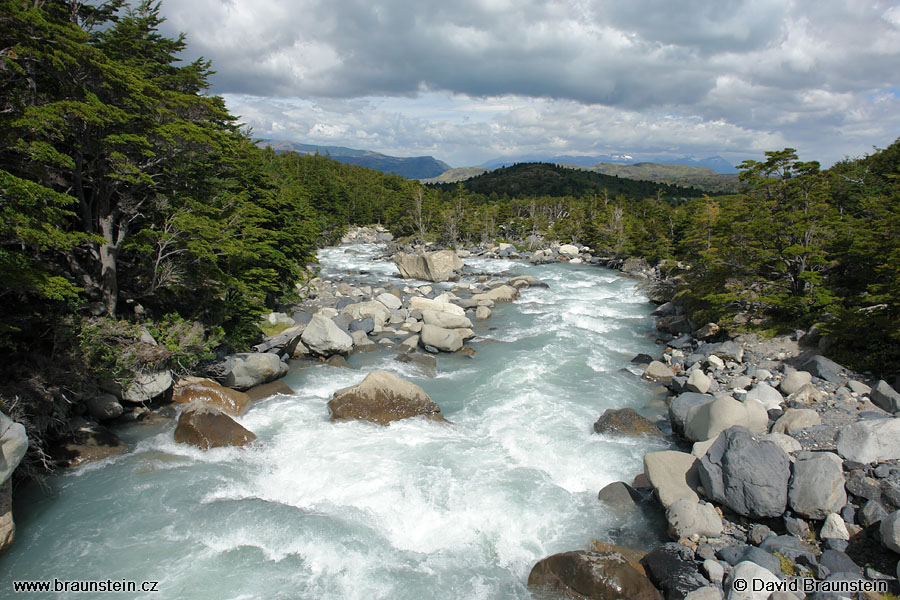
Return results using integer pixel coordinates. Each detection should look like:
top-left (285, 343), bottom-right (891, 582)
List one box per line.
top-left (4, 244), bottom-right (672, 600)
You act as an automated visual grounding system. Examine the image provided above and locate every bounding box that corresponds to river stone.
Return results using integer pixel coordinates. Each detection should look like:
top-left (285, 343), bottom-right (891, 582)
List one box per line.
top-left (557, 244), bottom-right (580, 257)
top-left (835, 417), bottom-right (900, 463)
top-left (771, 408), bottom-right (821, 435)
top-left (420, 324), bottom-right (464, 352)
top-left (421, 309), bottom-right (472, 329)
top-left (726, 561), bottom-right (780, 600)
top-left (328, 371), bottom-right (445, 426)
top-left (644, 451), bottom-right (700, 508)
top-left (641, 543), bottom-right (709, 600)
top-left (871, 380), bottom-right (900, 413)
top-left (174, 402), bottom-right (256, 449)
top-left (879, 510), bottom-right (900, 553)
top-left (643, 361), bottom-right (674, 384)
top-left (745, 383), bottom-right (783, 411)
top-left (105, 368), bottom-right (173, 403)
top-left (393, 250), bottom-right (463, 282)
top-left (820, 512), bottom-right (850, 540)
top-left (0, 413), bottom-right (28, 483)
top-left (84, 393), bottom-right (124, 421)
top-left (802, 355), bottom-right (845, 384)
top-left (687, 371), bottom-right (712, 394)
top-left (301, 314), bottom-right (354, 357)
top-left (697, 341), bottom-right (743, 363)
top-left (528, 550), bottom-right (662, 600)
top-left (684, 396), bottom-right (767, 442)
top-left (666, 499), bottom-right (723, 541)
top-left (788, 451), bottom-right (846, 520)
top-left (341, 300), bottom-right (391, 327)
top-left (698, 426), bottom-right (790, 518)
top-left (669, 393), bottom-right (714, 437)
top-left (597, 481), bottom-right (642, 516)
top-left (760, 433), bottom-right (802, 455)
top-left (474, 306), bottom-right (492, 321)
top-left (173, 378), bottom-right (249, 417)
top-left (471, 285), bottom-right (519, 303)
top-left (348, 317), bottom-right (375, 333)
top-left (375, 292), bottom-right (402, 311)
top-left (594, 408), bottom-right (664, 437)
top-left (222, 352), bottom-right (290, 390)
top-left (780, 370), bottom-right (812, 396)
top-left (408, 296), bottom-right (466, 316)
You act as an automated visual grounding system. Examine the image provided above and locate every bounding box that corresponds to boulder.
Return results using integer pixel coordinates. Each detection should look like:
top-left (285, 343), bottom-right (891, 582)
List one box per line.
top-left (759, 433), bottom-right (802, 455)
top-left (327, 371), bottom-right (445, 426)
top-left (666, 499), bottom-right (723, 541)
top-left (744, 383), bottom-right (783, 411)
top-left (597, 481), bottom-right (642, 516)
top-left (788, 451), bottom-right (847, 520)
top-left (802, 355), bottom-right (844, 384)
top-left (695, 323), bottom-right (721, 341)
top-left (0, 413), bottom-right (28, 483)
top-left (644, 451), bottom-right (700, 508)
top-left (557, 244), bottom-right (580, 257)
top-left (421, 309), bottom-right (472, 329)
top-left (835, 417), bottom-right (900, 463)
top-left (771, 408), bottom-right (821, 435)
top-left (686, 371), bottom-right (712, 394)
top-left (871, 380), bottom-right (900, 413)
top-left (300, 315), bottom-right (354, 357)
top-left (779, 370), bottom-right (812, 396)
top-left (409, 296), bottom-right (466, 316)
top-left (348, 317), bottom-right (375, 333)
top-left (222, 352), bottom-right (289, 390)
top-left (879, 510), bottom-right (900, 553)
top-left (245, 379), bottom-right (294, 402)
top-left (0, 479), bottom-right (13, 554)
top-left (375, 292), bottom-right (402, 311)
top-left (341, 300), bottom-right (391, 327)
top-left (697, 341), bottom-right (743, 363)
top-left (84, 393), bottom-right (124, 421)
top-left (173, 378), bottom-right (250, 417)
top-left (669, 393), bottom-right (714, 438)
top-left (726, 561), bottom-right (779, 600)
top-left (820, 512), bottom-right (850, 541)
top-left (641, 543), bottom-right (710, 600)
top-left (594, 408), bottom-right (664, 437)
top-left (684, 396), bottom-right (767, 442)
top-left (471, 285), bottom-right (519, 304)
top-left (173, 402), bottom-right (256, 449)
top-left (393, 250), bottom-right (463, 282)
top-left (643, 361), bottom-right (674, 384)
top-left (528, 550), bottom-right (661, 600)
top-left (698, 426), bottom-right (790, 519)
top-left (420, 324), bottom-right (464, 353)
top-left (104, 369), bottom-right (173, 404)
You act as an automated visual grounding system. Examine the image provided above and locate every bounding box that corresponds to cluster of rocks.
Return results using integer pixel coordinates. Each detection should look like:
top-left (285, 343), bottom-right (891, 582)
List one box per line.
top-left (340, 225), bottom-right (394, 245)
top-left (532, 316), bottom-right (900, 599)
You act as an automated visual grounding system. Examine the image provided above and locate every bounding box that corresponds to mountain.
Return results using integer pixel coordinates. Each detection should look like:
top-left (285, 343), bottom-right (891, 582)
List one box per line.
top-left (479, 153), bottom-right (739, 174)
top-left (580, 162), bottom-right (741, 194)
top-left (420, 167), bottom-right (489, 184)
top-left (428, 162), bottom-right (705, 200)
top-left (259, 140), bottom-right (451, 179)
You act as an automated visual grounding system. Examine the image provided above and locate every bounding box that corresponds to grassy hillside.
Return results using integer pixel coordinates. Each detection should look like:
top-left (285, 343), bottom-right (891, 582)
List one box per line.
top-left (582, 162), bottom-right (742, 193)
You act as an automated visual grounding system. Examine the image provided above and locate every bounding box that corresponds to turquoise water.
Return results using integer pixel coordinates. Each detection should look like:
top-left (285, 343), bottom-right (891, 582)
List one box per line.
top-left (3, 246), bottom-right (670, 599)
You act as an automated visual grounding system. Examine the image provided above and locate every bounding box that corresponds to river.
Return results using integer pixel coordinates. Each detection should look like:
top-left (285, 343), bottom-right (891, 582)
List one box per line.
top-left (3, 244), bottom-right (671, 599)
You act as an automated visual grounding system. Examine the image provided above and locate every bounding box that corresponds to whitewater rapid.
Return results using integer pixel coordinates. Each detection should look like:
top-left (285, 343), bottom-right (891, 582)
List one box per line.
top-left (4, 245), bottom-right (671, 599)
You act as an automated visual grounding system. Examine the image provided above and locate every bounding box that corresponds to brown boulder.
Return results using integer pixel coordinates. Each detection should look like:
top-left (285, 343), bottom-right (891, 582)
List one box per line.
top-left (528, 550), bottom-right (661, 600)
top-left (594, 408), bottom-right (664, 436)
top-left (174, 402), bottom-right (257, 449)
top-left (245, 379), bottom-right (295, 402)
top-left (328, 371), bottom-right (446, 425)
top-left (173, 378), bottom-right (249, 416)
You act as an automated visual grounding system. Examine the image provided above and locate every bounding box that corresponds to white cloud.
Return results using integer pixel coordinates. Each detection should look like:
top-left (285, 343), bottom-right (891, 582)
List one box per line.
top-left (159, 0), bottom-right (900, 167)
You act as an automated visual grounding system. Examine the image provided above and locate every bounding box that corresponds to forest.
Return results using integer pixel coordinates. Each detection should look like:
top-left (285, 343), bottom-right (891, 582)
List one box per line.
top-left (2, 0), bottom-right (899, 471)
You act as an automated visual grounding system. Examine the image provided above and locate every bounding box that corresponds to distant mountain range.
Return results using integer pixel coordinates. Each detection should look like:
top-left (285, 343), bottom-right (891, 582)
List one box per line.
top-left (259, 140), bottom-right (450, 179)
top-left (478, 153), bottom-right (738, 174)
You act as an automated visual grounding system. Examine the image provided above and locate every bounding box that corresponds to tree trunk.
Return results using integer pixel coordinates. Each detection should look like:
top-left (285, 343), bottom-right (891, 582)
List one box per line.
top-left (98, 214), bottom-right (119, 316)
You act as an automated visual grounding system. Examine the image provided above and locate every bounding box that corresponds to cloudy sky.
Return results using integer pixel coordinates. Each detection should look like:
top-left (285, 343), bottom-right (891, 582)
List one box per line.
top-left (158, 0), bottom-right (900, 168)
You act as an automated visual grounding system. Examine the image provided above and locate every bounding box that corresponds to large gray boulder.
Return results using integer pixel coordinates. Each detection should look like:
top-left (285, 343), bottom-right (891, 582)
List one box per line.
top-left (684, 396), bottom-right (768, 442)
top-left (0, 413), bottom-right (27, 483)
top-left (300, 315), bottom-right (354, 357)
top-left (643, 360), bottom-right (674, 384)
top-left (880, 510), bottom-right (900, 553)
top-left (222, 352), bottom-right (289, 391)
top-left (780, 370), bottom-right (812, 396)
top-left (644, 450), bottom-right (700, 508)
top-left (698, 426), bottom-right (790, 518)
top-left (471, 285), bottom-right (519, 303)
top-left (103, 368), bottom-right (173, 403)
top-left (669, 393), bottom-right (714, 438)
top-left (420, 324), bottom-right (464, 352)
top-left (871, 380), bottom-right (900, 413)
top-left (421, 309), bottom-right (472, 329)
top-left (666, 499), bottom-right (723, 541)
top-left (802, 355), bottom-right (845, 384)
top-left (341, 301), bottom-right (391, 328)
top-left (393, 250), bottom-right (463, 282)
top-left (788, 451), bottom-right (847, 520)
top-left (836, 417), bottom-right (900, 463)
